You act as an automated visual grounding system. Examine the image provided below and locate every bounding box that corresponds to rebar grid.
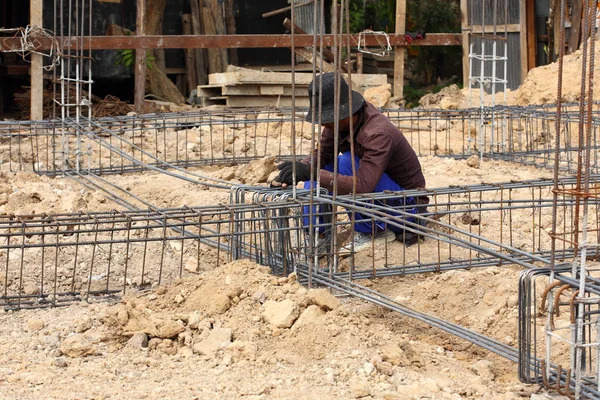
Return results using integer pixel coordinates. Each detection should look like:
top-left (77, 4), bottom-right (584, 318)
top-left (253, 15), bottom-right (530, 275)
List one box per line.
top-left (231, 175), bottom-right (600, 270)
top-left (511, 0), bottom-right (600, 397)
top-left (53, 0), bottom-right (93, 126)
top-left (2, 105), bottom-right (600, 177)
top-left (1, 73), bottom-right (599, 399)
top-left (2, 173), bottom-right (599, 309)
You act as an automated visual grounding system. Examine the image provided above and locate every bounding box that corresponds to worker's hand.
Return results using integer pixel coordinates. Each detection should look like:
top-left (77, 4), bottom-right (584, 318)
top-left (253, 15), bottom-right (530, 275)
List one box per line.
top-left (273, 161), bottom-right (316, 188)
top-left (269, 179), bottom-right (284, 189)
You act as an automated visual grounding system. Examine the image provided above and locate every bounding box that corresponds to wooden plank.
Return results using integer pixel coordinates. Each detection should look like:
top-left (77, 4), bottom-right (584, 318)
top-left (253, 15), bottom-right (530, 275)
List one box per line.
top-left (526, 0), bottom-right (536, 70)
top-left (226, 96), bottom-right (310, 108)
top-left (260, 85), bottom-right (309, 96)
top-left (355, 52), bottom-right (363, 74)
top-left (519, 0), bottom-right (528, 82)
top-left (393, 0), bottom-right (406, 98)
top-left (293, 47), bottom-right (336, 72)
top-left (568, 0), bottom-right (583, 53)
top-left (212, 0), bottom-right (229, 70)
top-left (208, 68), bottom-right (388, 88)
top-left (225, 0), bottom-right (238, 65)
top-left (202, 0), bottom-right (228, 74)
top-left (134, 0), bottom-right (146, 113)
top-left (2, 33), bottom-right (464, 51)
top-left (197, 85), bottom-right (222, 97)
top-left (190, 0), bottom-right (207, 85)
top-left (262, 0), bottom-right (314, 18)
top-left (243, 63), bottom-right (315, 72)
top-left (222, 86), bottom-right (262, 96)
top-left (30, 0), bottom-right (43, 120)
top-left (181, 14), bottom-right (198, 95)
top-left (552, 0), bottom-right (561, 59)
top-left (460, 0), bottom-right (469, 87)
top-left (197, 84), bottom-right (310, 97)
top-left (282, 18), bottom-right (337, 64)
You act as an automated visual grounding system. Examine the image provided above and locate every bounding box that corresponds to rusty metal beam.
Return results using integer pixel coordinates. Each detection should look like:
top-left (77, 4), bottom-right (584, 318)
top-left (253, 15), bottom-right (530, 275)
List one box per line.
top-left (0, 33), bottom-right (462, 51)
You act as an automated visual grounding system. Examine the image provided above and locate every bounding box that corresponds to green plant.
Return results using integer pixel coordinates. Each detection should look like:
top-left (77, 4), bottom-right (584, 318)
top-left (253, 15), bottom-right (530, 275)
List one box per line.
top-left (115, 49), bottom-right (155, 70)
top-left (406, 0), bottom-right (461, 86)
top-left (403, 85), bottom-right (427, 108)
top-left (349, 0), bottom-right (366, 32)
top-left (348, 0), bottom-right (395, 32)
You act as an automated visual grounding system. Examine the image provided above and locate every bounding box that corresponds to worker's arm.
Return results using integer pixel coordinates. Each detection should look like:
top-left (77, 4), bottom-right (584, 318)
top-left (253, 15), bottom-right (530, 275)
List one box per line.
top-left (318, 132), bottom-right (393, 195)
top-left (273, 127), bottom-right (337, 188)
top-left (302, 127), bottom-right (336, 170)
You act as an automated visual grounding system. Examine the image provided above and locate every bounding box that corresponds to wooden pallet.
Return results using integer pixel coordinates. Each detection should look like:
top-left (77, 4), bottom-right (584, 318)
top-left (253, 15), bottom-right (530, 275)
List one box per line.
top-left (198, 84), bottom-right (309, 97)
top-left (197, 66), bottom-right (388, 108)
top-left (197, 85), bottom-right (310, 107)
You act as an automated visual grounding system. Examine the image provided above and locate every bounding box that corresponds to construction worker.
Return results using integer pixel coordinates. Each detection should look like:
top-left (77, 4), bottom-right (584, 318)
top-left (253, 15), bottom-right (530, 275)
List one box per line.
top-left (272, 72), bottom-right (427, 252)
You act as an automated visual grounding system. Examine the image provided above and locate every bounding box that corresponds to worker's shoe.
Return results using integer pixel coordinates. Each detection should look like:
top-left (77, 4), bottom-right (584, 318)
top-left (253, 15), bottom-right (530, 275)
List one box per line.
top-left (396, 230), bottom-right (423, 247)
top-left (340, 229), bottom-right (396, 254)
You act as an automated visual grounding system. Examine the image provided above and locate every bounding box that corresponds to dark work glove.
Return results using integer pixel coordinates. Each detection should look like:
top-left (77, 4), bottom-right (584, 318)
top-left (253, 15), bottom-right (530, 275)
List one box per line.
top-left (275, 161), bottom-right (317, 185)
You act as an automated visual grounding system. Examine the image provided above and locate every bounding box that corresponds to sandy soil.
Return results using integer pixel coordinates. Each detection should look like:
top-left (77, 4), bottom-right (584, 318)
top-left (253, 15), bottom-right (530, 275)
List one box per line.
top-left (0, 153), bottom-right (562, 400)
top-left (0, 260), bottom-right (538, 400)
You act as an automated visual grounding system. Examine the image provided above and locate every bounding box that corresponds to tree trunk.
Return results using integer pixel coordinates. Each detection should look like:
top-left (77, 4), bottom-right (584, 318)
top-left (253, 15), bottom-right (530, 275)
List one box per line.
top-left (144, 0), bottom-right (167, 35)
top-left (225, 0), bottom-right (238, 66)
top-left (182, 14), bottom-right (198, 93)
top-left (106, 0), bottom-right (185, 105)
top-left (154, 24), bottom-right (167, 73)
top-left (144, 0), bottom-right (185, 104)
top-left (190, 0), bottom-right (207, 85)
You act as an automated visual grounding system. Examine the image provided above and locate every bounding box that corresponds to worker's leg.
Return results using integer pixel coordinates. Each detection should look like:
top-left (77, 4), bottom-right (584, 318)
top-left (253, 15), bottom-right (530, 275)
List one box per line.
top-left (301, 153), bottom-right (423, 248)
top-left (302, 163), bottom-right (334, 233)
top-left (336, 152), bottom-right (418, 234)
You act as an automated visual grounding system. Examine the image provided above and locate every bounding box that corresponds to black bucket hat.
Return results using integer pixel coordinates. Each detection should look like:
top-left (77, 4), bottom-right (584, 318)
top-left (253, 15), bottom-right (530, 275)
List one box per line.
top-left (305, 72), bottom-right (365, 124)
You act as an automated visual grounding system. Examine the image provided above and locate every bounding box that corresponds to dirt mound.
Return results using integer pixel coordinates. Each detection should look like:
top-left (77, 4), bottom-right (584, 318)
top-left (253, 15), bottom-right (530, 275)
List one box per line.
top-left (0, 171), bottom-right (110, 215)
top-left (0, 259), bottom-right (537, 399)
top-left (509, 42), bottom-right (600, 106)
top-left (419, 85), bottom-right (466, 109)
top-left (100, 260), bottom-right (356, 361)
top-left (417, 40), bottom-right (599, 108)
top-left (364, 84), bottom-right (393, 108)
top-left (378, 266), bottom-right (521, 348)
